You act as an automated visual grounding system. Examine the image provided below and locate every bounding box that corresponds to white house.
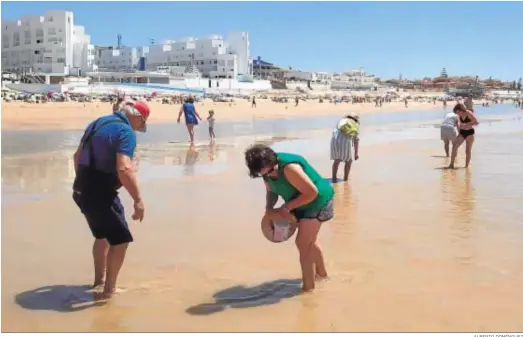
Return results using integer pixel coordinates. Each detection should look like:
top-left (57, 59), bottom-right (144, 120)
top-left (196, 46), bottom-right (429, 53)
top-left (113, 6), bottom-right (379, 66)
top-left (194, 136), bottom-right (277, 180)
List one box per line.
top-left (284, 70), bottom-right (333, 83)
top-left (331, 67), bottom-right (378, 89)
top-left (1, 10), bottom-right (96, 75)
top-left (144, 32), bottom-right (252, 78)
top-left (95, 45), bottom-right (149, 72)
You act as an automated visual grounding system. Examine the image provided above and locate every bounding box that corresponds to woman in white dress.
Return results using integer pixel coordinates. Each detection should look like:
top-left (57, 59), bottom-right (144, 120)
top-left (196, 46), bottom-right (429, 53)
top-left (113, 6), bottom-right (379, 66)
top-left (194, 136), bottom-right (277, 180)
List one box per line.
top-left (330, 113), bottom-right (360, 182)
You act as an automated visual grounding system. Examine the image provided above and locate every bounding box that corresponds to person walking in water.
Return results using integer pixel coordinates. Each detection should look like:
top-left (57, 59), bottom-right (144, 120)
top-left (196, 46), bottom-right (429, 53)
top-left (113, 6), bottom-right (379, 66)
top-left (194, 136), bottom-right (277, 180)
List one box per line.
top-left (440, 109), bottom-right (459, 157)
top-left (72, 100), bottom-right (150, 299)
top-left (330, 113), bottom-right (360, 182)
top-left (207, 109), bottom-right (216, 141)
top-left (177, 96), bottom-right (202, 143)
top-left (449, 103), bottom-right (479, 169)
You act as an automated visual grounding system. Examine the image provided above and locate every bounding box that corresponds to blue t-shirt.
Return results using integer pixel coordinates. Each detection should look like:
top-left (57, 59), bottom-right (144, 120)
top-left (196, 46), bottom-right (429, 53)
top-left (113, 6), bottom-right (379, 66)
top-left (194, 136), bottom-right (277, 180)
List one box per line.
top-left (78, 111), bottom-right (136, 174)
top-left (183, 103), bottom-right (196, 119)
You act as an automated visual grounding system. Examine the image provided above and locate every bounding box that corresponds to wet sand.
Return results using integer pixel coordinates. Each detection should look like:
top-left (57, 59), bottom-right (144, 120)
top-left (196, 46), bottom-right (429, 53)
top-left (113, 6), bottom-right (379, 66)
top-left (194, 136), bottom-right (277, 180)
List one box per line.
top-left (2, 108), bottom-right (523, 332)
top-left (1, 99), bottom-right (441, 131)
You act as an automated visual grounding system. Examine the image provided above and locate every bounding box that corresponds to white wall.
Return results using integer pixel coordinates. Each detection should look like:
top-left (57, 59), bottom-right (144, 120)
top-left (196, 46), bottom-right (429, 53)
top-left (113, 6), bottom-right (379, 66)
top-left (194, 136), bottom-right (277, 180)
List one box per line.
top-left (144, 32), bottom-right (251, 77)
top-left (285, 70), bottom-right (313, 81)
top-left (226, 31), bottom-right (250, 75)
top-left (98, 46), bottom-right (139, 71)
top-left (5, 83), bottom-right (64, 93)
top-left (1, 10), bottom-right (92, 75)
top-left (5, 78), bottom-right (272, 95)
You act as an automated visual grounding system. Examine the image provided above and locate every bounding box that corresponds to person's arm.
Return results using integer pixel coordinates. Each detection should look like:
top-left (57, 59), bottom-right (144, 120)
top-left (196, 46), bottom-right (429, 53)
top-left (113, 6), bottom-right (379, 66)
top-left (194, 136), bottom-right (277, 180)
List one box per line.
top-left (281, 164), bottom-right (318, 211)
top-left (193, 107), bottom-right (202, 120)
top-left (466, 110), bottom-right (479, 126)
top-left (353, 136), bottom-right (360, 160)
top-left (73, 124), bottom-right (92, 173)
top-left (264, 181), bottom-right (278, 210)
top-left (460, 111), bottom-right (479, 129)
top-left (73, 143), bottom-right (83, 173)
top-left (177, 106), bottom-right (184, 121)
top-left (115, 129), bottom-right (141, 203)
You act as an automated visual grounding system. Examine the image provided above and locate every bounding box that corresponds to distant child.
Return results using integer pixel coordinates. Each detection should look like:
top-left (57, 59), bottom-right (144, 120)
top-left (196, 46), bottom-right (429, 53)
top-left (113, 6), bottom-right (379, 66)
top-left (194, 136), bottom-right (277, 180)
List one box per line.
top-left (207, 109), bottom-right (216, 140)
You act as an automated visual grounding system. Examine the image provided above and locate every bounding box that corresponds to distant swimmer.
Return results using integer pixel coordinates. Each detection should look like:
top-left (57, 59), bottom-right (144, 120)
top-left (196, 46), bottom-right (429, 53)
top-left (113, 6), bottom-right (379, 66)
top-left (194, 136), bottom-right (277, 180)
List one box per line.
top-left (449, 103), bottom-right (479, 169)
top-left (244, 145), bottom-right (334, 293)
top-left (177, 96), bottom-right (203, 143)
top-left (440, 109), bottom-right (459, 157)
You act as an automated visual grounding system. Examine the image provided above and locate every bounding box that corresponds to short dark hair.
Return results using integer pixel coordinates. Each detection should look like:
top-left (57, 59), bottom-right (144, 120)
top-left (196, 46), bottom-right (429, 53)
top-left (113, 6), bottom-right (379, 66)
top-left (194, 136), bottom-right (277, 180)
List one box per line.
top-left (244, 144), bottom-right (278, 178)
top-left (185, 96), bottom-right (194, 104)
top-left (453, 103), bottom-right (467, 113)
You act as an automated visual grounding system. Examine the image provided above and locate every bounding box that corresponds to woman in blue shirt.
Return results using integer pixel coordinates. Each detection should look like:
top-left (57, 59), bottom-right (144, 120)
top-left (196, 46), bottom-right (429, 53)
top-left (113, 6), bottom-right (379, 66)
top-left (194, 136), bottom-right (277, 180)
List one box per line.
top-left (177, 96), bottom-right (202, 143)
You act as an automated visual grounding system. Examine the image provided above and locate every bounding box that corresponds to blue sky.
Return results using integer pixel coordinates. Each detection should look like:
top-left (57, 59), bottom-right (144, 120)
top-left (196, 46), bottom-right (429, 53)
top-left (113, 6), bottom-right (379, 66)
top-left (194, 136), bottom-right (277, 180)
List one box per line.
top-left (2, 1), bottom-right (522, 81)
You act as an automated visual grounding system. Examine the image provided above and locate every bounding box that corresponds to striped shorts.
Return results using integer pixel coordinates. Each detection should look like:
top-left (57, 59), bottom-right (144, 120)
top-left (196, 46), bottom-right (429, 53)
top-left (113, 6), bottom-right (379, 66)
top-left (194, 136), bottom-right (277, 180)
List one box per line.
top-left (330, 131), bottom-right (353, 162)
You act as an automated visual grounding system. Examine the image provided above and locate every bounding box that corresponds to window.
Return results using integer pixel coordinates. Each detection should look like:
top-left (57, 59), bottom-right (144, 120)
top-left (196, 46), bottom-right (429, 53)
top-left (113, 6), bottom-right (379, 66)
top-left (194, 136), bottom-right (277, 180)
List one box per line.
top-left (13, 32), bottom-right (20, 46)
top-left (57, 57), bottom-right (65, 63)
top-left (2, 35), bottom-right (9, 48)
top-left (48, 27), bottom-right (56, 35)
top-left (47, 16), bottom-right (54, 22)
top-left (24, 31), bottom-right (30, 38)
top-left (36, 28), bottom-right (44, 37)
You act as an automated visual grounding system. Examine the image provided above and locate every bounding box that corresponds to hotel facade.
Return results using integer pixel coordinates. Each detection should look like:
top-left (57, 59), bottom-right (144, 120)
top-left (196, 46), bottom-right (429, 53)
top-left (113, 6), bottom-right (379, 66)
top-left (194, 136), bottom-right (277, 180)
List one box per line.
top-left (1, 10), bottom-right (96, 75)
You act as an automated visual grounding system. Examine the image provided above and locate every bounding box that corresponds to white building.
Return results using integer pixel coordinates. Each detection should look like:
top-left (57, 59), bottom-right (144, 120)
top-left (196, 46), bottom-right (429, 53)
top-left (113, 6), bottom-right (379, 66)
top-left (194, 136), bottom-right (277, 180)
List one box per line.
top-left (284, 70), bottom-right (333, 83)
top-left (331, 67), bottom-right (378, 89)
top-left (1, 10), bottom-right (96, 75)
top-left (145, 32), bottom-right (252, 78)
top-left (95, 46), bottom-right (149, 72)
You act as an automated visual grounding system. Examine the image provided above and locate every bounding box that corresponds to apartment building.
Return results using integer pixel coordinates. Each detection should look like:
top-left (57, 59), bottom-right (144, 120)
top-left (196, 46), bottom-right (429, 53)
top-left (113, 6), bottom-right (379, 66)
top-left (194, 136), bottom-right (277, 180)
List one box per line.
top-left (1, 10), bottom-right (96, 75)
top-left (145, 32), bottom-right (252, 78)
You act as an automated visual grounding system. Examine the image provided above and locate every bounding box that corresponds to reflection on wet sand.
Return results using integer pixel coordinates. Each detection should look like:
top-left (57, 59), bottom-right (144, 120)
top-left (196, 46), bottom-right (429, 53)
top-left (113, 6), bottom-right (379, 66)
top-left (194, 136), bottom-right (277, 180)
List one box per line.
top-left (1, 143), bottom-right (233, 203)
top-left (440, 168), bottom-right (478, 267)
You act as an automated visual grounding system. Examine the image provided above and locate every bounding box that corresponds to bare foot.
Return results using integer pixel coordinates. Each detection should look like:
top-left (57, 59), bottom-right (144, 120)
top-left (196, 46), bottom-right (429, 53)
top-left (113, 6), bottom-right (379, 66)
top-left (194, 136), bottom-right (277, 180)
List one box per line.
top-left (300, 287), bottom-right (315, 294)
top-left (91, 283), bottom-right (105, 293)
top-left (448, 164), bottom-right (455, 169)
top-left (315, 275), bottom-right (329, 282)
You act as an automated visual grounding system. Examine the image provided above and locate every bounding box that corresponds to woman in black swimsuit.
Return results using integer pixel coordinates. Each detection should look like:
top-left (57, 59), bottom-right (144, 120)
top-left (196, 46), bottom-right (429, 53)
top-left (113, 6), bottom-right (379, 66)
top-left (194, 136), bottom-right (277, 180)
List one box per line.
top-left (449, 103), bottom-right (479, 169)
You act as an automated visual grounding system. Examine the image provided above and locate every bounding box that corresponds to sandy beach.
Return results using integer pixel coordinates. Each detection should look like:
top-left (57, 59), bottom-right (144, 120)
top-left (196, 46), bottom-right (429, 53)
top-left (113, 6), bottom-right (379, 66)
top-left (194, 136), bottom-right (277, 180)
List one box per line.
top-left (1, 99), bottom-right (443, 130)
top-left (2, 104), bottom-right (523, 332)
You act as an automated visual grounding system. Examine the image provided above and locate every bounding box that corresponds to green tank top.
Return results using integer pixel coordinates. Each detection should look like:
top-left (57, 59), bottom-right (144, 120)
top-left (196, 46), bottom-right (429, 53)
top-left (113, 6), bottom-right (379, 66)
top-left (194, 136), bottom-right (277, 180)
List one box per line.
top-left (263, 152), bottom-right (334, 217)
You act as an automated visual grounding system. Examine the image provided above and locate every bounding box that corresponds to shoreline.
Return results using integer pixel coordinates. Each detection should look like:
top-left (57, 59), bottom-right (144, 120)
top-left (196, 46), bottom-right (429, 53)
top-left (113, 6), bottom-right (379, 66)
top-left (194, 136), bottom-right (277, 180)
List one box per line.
top-left (1, 100), bottom-right (443, 131)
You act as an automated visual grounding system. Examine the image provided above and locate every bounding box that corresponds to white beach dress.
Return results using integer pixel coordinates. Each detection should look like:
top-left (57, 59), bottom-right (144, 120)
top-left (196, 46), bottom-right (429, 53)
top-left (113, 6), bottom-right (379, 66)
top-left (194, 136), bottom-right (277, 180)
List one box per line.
top-left (330, 118), bottom-right (358, 162)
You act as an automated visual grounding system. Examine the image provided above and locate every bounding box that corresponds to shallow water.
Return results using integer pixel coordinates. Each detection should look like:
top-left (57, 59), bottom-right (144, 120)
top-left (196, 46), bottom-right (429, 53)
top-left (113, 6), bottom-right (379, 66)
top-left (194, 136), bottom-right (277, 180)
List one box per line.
top-left (1, 104), bottom-right (517, 156)
top-left (2, 106), bottom-right (523, 332)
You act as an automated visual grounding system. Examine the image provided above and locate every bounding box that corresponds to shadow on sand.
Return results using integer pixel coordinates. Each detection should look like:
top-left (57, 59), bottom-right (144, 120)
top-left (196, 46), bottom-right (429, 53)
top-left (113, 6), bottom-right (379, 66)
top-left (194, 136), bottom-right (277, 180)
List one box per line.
top-left (435, 166), bottom-right (466, 170)
top-left (15, 285), bottom-right (106, 313)
top-left (324, 178), bottom-right (345, 184)
top-left (186, 278), bottom-right (302, 316)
